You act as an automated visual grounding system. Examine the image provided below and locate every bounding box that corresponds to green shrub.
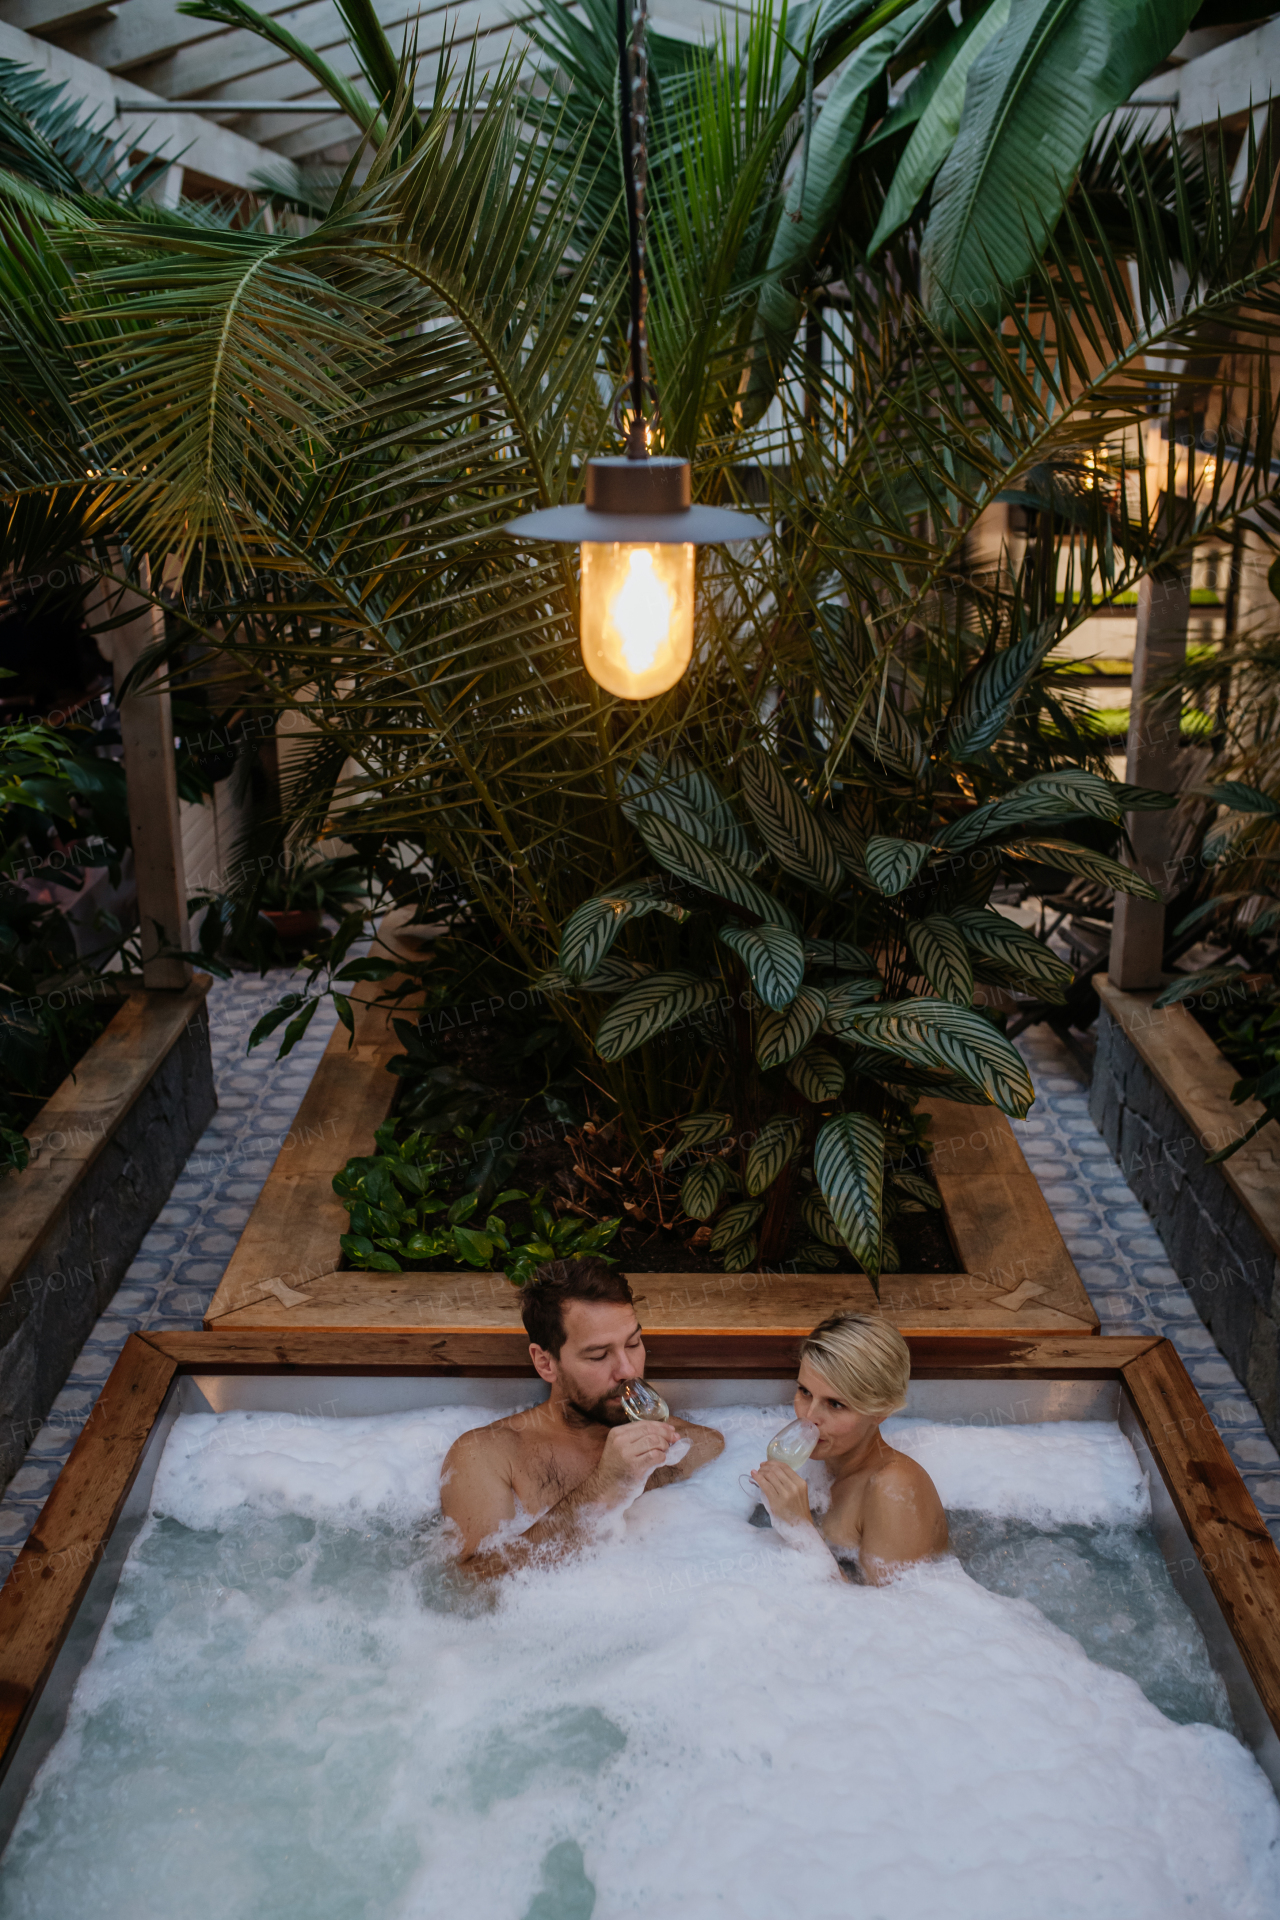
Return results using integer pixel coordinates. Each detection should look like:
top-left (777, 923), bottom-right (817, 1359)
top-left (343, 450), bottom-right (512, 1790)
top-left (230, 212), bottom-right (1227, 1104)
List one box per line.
top-left (543, 700), bottom-right (1174, 1281)
top-left (334, 1118), bottom-right (621, 1285)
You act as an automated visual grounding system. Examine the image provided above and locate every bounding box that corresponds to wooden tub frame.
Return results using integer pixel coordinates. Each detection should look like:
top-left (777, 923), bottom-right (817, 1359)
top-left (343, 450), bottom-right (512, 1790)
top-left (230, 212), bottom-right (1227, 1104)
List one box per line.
top-left (2, 1327), bottom-right (1280, 1829)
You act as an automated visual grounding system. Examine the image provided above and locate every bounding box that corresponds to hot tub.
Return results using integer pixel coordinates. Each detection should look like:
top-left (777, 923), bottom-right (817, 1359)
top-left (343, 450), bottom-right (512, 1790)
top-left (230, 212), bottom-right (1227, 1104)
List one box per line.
top-left (1, 1330), bottom-right (1278, 1918)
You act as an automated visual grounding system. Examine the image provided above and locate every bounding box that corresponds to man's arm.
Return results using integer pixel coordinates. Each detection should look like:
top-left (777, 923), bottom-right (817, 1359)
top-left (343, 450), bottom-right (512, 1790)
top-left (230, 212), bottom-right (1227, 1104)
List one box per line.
top-left (441, 1422), bottom-right (679, 1581)
top-left (644, 1416), bottom-right (724, 1489)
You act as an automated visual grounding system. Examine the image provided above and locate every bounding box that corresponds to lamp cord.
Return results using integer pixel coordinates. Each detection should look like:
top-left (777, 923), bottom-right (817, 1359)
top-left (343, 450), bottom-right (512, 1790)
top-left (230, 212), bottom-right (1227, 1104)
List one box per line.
top-left (616, 0), bottom-right (649, 458)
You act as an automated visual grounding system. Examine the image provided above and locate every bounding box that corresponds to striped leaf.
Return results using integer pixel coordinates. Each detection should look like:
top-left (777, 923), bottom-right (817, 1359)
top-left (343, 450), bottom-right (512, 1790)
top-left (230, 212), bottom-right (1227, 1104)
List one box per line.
top-left (720, 1235), bottom-right (759, 1272)
top-left (631, 752), bottom-right (761, 868)
top-left (906, 915), bottom-right (974, 1005)
top-left (629, 809), bottom-right (798, 930)
top-left (814, 1112), bottom-right (885, 1280)
top-left (864, 836), bottom-right (932, 896)
top-left (892, 1172), bottom-right (943, 1210)
top-left (822, 978), bottom-right (884, 1033)
top-left (745, 1115), bottom-right (804, 1196)
top-left (680, 1155), bottom-right (736, 1221)
top-left (739, 748), bottom-right (844, 896)
top-left (594, 972), bottom-right (720, 1062)
top-left (795, 1240), bottom-right (842, 1270)
top-left (1206, 780), bottom-right (1280, 817)
top-left (535, 958), bottom-right (653, 994)
top-left (952, 909), bottom-right (1073, 994)
top-left (801, 1190), bottom-right (847, 1249)
top-left (826, 805), bottom-right (875, 881)
top-left (940, 770), bottom-right (1171, 852)
top-left (672, 1111), bottom-right (733, 1152)
top-left (936, 789), bottom-right (1094, 852)
top-left (709, 1199), bottom-right (765, 1253)
top-left (559, 886), bottom-right (684, 982)
top-left (802, 937), bottom-right (876, 973)
top-left (837, 998), bottom-right (1035, 1117)
top-left (718, 922), bottom-right (805, 1011)
top-left (946, 619), bottom-right (1056, 759)
top-left (1007, 840), bottom-right (1161, 901)
top-left (786, 1045), bottom-right (846, 1103)
top-left (756, 987), bottom-right (828, 1069)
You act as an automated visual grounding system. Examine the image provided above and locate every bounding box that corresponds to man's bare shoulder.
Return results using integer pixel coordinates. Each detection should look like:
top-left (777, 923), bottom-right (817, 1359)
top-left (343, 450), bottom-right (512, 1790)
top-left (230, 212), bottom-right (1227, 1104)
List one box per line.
top-left (443, 1404), bottom-right (559, 1466)
top-left (444, 1414), bottom-right (526, 1464)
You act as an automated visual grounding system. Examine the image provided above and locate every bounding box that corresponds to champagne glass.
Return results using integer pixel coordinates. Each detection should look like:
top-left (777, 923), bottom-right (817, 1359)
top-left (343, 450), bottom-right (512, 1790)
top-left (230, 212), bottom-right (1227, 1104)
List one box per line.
top-left (741, 1417), bottom-right (819, 1499)
top-left (619, 1378), bottom-right (670, 1423)
top-left (766, 1418), bottom-right (819, 1467)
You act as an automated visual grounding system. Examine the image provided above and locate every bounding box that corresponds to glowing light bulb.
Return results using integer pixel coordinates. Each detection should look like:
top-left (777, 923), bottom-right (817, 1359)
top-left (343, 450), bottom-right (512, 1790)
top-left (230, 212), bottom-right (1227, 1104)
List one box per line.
top-left (579, 541), bottom-right (695, 700)
top-left (613, 550), bottom-right (669, 673)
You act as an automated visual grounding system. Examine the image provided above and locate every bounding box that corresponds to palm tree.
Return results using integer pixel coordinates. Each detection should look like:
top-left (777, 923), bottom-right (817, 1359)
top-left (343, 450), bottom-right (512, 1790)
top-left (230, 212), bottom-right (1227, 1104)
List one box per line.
top-left (2, 6), bottom-right (1279, 1204)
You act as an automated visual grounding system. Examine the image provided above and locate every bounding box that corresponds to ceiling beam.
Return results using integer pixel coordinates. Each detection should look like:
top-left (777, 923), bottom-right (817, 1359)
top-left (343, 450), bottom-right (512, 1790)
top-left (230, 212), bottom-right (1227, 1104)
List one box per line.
top-left (1128, 16), bottom-right (1280, 129)
top-left (0, 19), bottom-right (284, 188)
top-left (0, 0), bottom-right (118, 33)
top-left (128, 0), bottom-right (526, 101)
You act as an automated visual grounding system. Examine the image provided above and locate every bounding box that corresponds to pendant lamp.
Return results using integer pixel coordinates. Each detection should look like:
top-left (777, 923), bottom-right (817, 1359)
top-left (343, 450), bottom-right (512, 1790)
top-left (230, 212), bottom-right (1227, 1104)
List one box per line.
top-left (503, 0), bottom-right (769, 699)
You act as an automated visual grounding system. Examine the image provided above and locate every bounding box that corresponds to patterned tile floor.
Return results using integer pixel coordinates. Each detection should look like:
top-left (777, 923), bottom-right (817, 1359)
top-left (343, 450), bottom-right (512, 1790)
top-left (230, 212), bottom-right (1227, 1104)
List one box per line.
top-left (1011, 1023), bottom-right (1280, 1549)
top-left (1, 977), bottom-right (1277, 1584)
top-left (0, 971), bottom-right (339, 1583)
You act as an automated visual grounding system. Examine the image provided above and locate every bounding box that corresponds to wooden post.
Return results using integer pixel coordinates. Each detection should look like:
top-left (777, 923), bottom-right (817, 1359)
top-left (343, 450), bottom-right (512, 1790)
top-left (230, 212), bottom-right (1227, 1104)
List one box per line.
top-left (98, 560), bottom-right (191, 990)
top-left (1109, 546), bottom-right (1191, 990)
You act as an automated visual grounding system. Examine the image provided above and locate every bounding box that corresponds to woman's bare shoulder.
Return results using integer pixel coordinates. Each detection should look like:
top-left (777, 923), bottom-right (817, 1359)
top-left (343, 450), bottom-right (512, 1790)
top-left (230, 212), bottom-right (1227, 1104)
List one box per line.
top-left (871, 1446), bottom-right (945, 1511)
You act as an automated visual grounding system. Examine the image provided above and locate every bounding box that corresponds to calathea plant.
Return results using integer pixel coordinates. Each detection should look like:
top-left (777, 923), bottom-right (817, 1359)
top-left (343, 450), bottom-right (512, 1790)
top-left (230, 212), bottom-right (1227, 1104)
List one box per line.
top-left (540, 651), bottom-right (1171, 1284)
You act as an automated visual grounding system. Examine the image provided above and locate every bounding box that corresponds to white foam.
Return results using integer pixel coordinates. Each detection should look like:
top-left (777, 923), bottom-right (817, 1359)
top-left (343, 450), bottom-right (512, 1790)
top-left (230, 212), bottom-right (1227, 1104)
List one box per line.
top-left (882, 1416), bottom-right (1151, 1526)
top-left (3, 1404), bottom-right (1276, 1920)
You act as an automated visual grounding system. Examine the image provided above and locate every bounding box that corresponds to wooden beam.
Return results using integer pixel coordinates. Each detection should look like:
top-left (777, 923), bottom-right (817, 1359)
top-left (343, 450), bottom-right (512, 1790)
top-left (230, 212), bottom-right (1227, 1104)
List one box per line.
top-left (0, 0), bottom-right (118, 32)
top-left (1110, 544), bottom-right (1191, 989)
top-left (105, 561), bottom-right (190, 991)
top-left (0, 1335), bottom-right (176, 1777)
top-left (0, 20), bottom-right (285, 190)
top-left (1122, 1339), bottom-right (1280, 1736)
top-left (146, 1327), bottom-right (1156, 1378)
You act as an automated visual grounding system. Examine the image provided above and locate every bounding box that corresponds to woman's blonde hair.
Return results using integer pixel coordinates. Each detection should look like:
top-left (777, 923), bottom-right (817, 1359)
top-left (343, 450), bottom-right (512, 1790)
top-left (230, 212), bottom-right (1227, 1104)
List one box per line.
top-left (799, 1313), bottom-right (910, 1418)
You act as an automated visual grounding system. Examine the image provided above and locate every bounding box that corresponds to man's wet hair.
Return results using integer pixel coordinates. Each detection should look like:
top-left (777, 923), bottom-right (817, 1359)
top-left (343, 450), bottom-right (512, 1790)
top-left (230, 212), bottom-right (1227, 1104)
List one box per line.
top-left (521, 1258), bottom-right (634, 1357)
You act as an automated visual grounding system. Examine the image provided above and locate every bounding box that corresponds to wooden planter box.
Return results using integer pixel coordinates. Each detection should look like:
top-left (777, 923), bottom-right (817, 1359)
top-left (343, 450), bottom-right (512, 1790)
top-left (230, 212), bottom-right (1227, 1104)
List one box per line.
top-left (201, 972), bottom-right (1099, 1340)
top-left (0, 1327), bottom-right (1277, 1839)
top-left (0, 978), bottom-right (215, 1489)
top-left (1091, 973), bottom-right (1280, 1447)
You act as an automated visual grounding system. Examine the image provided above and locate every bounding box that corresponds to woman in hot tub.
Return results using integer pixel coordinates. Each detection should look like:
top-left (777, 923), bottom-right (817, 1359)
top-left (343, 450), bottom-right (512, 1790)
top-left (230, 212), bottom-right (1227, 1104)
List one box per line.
top-left (751, 1312), bottom-right (948, 1585)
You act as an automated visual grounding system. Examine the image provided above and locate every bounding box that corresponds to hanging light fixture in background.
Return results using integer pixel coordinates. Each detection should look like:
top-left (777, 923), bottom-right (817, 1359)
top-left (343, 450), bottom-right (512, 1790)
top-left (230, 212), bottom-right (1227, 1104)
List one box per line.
top-left (503, 0), bottom-right (768, 699)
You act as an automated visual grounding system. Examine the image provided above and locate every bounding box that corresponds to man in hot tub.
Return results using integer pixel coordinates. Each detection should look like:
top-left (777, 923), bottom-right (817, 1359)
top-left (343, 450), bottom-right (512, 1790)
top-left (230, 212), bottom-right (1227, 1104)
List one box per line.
top-left (441, 1258), bottom-right (723, 1577)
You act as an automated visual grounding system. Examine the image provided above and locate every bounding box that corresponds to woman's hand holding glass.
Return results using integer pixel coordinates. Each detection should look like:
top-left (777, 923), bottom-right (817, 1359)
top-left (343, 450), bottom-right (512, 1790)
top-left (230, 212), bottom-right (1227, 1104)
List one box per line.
top-left (750, 1459), bottom-right (816, 1530)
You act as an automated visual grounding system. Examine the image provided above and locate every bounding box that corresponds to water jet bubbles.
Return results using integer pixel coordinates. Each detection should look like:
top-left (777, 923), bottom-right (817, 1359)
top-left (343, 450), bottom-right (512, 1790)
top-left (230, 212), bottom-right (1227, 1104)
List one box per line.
top-left (619, 1380), bottom-right (669, 1424)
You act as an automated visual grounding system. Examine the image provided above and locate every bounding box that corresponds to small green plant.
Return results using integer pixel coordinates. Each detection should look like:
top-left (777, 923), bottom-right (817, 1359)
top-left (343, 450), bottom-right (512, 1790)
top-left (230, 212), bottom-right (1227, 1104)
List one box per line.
top-left (334, 1118), bottom-right (621, 1284)
top-left (0, 710), bottom-right (131, 1169)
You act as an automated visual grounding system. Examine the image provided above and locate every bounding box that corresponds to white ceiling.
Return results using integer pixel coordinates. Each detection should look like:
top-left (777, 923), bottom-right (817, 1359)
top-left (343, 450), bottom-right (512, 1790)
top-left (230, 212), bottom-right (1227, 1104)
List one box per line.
top-left (0, 0), bottom-right (757, 172)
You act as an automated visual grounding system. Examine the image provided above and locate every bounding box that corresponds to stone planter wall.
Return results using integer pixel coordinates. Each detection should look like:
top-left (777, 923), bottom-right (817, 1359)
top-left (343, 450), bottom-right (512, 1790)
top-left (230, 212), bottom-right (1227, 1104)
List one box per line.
top-left (1090, 974), bottom-right (1280, 1448)
top-left (0, 979), bottom-right (215, 1488)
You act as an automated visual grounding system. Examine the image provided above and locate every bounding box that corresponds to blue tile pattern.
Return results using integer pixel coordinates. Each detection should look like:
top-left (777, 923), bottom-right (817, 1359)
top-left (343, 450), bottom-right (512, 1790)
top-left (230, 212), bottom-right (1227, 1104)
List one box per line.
top-left (0, 993), bottom-right (1277, 1581)
top-left (0, 971), bottom-right (338, 1582)
top-left (1012, 1024), bottom-right (1280, 1549)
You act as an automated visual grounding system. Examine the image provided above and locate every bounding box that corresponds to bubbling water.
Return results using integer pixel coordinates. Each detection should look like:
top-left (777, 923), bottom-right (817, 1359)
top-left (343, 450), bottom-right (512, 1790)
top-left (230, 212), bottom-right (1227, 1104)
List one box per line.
top-left (1, 1405), bottom-right (1276, 1920)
